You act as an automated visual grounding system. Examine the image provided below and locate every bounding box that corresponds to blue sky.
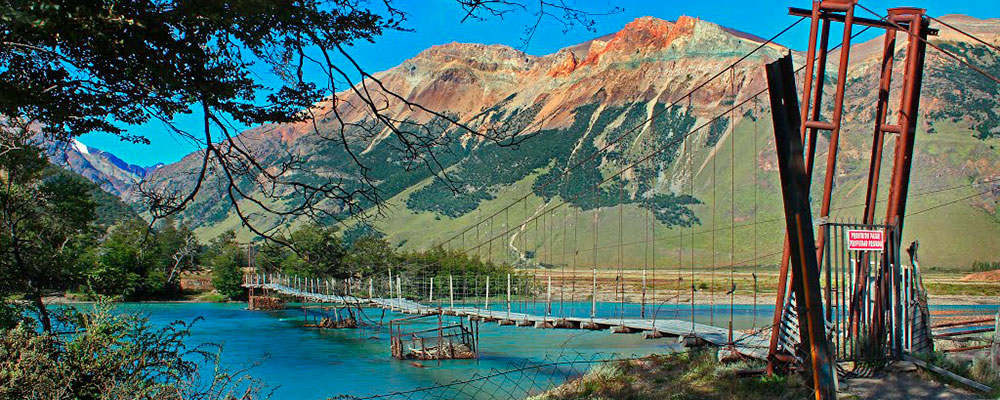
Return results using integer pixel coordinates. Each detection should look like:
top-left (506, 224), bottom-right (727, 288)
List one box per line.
top-left (80, 0), bottom-right (998, 166)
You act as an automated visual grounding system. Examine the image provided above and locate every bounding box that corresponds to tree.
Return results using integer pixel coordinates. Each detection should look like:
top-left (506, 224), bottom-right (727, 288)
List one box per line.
top-left (0, 0), bottom-right (618, 244)
top-left (286, 224), bottom-right (347, 277)
top-left (87, 219), bottom-right (150, 299)
top-left (207, 231), bottom-right (247, 300)
top-left (0, 143), bottom-right (95, 332)
top-left (344, 236), bottom-right (397, 277)
top-left (154, 218), bottom-right (200, 293)
top-left (342, 221), bottom-right (386, 249)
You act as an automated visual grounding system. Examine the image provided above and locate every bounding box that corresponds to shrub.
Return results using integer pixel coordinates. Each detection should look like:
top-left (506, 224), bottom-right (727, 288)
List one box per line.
top-left (0, 302), bottom-right (266, 399)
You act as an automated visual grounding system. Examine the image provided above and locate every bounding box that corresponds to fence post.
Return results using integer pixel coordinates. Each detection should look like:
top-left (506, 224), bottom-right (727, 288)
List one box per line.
top-left (592, 268), bottom-right (597, 319)
top-left (449, 275), bottom-right (454, 309)
top-left (485, 275), bottom-right (490, 313)
top-left (547, 276), bottom-right (552, 319)
top-left (993, 311), bottom-right (1000, 370)
top-left (642, 269), bottom-right (647, 319)
top-left (507, 274), bottom-right (512, 317)
top-left (430, 277), bottom-right (434, 303)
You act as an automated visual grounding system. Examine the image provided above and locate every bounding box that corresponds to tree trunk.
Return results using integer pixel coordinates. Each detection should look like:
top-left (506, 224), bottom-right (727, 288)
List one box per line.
top-left (31, 287), bottom-right (52, 333)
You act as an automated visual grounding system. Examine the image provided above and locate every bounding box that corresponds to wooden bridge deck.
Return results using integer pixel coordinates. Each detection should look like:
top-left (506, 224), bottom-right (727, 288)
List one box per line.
top-left (245, 282), bottom-right (770, 359)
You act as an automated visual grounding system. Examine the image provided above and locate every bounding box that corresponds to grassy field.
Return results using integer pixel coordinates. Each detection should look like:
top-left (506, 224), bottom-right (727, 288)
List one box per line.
top-left (530, 349), bottom-right (810, 400)
top-left (370, 113), bottom-right (999, 273)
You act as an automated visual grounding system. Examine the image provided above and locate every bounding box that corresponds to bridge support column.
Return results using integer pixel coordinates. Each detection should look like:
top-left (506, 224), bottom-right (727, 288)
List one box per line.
top-left (766, 54), bottom-right (838, 399)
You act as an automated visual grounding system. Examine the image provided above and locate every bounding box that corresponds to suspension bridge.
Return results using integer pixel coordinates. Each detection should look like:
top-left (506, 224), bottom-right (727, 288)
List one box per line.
top-left (242, 272), bottom-right (772, 358)
top-left (243, 2), bottom-right (1000, 397)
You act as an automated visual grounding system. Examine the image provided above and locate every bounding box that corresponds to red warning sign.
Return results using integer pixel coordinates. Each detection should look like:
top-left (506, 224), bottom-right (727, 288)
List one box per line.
top-left (846, 229), bottom-right (884, 251)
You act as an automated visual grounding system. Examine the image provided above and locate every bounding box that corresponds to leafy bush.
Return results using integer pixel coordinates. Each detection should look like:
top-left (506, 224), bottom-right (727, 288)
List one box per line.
top-left (972, 260), bottom-right (1000, 272)
top-left (0, 302), bottom-right (266, 400)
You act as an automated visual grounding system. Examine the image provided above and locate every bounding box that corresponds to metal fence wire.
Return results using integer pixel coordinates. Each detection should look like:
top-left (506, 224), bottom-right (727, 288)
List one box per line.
top-left (329, 351), bottom-right (641, 400)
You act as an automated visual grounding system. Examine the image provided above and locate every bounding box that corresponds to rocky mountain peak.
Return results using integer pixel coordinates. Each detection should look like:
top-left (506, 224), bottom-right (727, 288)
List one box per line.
top-left (407, 42), bottom-right (536, 73)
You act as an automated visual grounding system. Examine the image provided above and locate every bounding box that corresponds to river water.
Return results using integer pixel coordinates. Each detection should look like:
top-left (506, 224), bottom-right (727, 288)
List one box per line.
top-left (120, 301), bottom-right (999, 399)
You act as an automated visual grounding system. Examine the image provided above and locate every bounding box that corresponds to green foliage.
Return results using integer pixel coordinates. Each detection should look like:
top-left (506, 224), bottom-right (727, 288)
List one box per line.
top-left (918, 351), bottom-right (1000, 398)
top-left (649, 193), bottom-right (702, 226)
top-left (85, 219), bottom-right (149, 299)
top-left (287, 224), bottom-right (346, 277)
top-left (406, 104), bottom-right (554, 217)
top-left (82, 217), bottom-right (199, 300)
top-left (533, 102), bottom-right (702, 226)
top-left (0, 144), bottom-right (96, 332)
top-left (704, 116), bottom-right (730, 147)
top-left (0, 302), bottom-right (266, 400)
top-left (344, 236), bottom-right (398, 277)
top-left (0, 0), bottom-right (400, 143)
top-left (207, 231), bottom-right (247, 300)
top-left (255, 223), bottom-right (347, 279)
top-left (45, 166), bottom-right (139, 228)
top-left (931, 42), bottom-right (1000, 139)
top-left (406, 103), bottom-right (704, 231)
top-left (298, 114), bottom-right (471, 219)
top-left (396, 246), bottom-right (519, 297)
top-left (342, 220), bottom-right (387, 249)
top-left (971, 260), bottom-right (1000, 272)
top-left (531, 350), bottom-right (809, 400)
top-left (651, 103), bottom-right (696, 166)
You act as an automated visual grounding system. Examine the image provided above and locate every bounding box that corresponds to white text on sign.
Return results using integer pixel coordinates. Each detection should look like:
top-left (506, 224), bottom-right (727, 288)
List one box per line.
top-left (846, 229), bottom-right (884, 251)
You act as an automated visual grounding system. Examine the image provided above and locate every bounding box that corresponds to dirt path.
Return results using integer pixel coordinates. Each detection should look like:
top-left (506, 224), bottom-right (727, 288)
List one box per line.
top-left (841, 368), bottom-right (983, 400)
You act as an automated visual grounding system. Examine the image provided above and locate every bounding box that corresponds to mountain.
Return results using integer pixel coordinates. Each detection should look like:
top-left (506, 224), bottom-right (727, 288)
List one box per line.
top-left (43, 139), bottom-right (159, 196)
top-left (73, 15), bottom-right (1000, 269)
top-left (44, 165), bottom-right (142, 227)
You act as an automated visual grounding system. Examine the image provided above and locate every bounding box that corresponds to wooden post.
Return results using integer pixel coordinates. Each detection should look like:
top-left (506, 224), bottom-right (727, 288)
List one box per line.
top-left (642, 269), bottom-right (647, 319)
top-left (591, 268), bottom-right (597, 319)
top-left (547, 276), bottom-right (552, 320)
top-left (388, 269), bottom-right (394, 306)
top-left (449, 275), bottom-right (454, 309)
top-left (430, 277), bottom-right (434, 303)
top-left (992, 311), bottom-right (1000, 370)
top-left (485, 275), bottom-right (490, 315)
top-left (369, 278), bottom-right (374, 300)
top-left (766, 54), bottom-right (837, 399)
top-left (507, 273), bottom-right (512, 317)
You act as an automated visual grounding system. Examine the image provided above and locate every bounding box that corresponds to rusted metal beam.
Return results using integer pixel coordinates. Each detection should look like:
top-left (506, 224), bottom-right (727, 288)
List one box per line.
top-left (943, 345), bottom-right (990, 353)
top-left (876, 8), bottom-right (930, 356)
top-left (932, 318), bottom-right (996, 329)
top-left (766, 54), bottom-right (838, 400)
top-left (934, 327), bottom-right (995, 338)
top-left (883, 7), bottom-right (929, 236)
top-left (811, 0), bottom-right (856, 279)
top-left (788, 7), bottom-right (938, 35)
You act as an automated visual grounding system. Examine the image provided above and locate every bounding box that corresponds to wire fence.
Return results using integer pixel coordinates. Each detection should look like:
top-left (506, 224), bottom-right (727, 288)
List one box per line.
top-left (329, 351), bottom-right (644, 400)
